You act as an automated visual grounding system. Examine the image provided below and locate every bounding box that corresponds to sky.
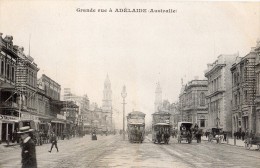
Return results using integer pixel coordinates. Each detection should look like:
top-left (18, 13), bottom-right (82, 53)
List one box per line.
top-left (1, 0), bottom-right (260, 128)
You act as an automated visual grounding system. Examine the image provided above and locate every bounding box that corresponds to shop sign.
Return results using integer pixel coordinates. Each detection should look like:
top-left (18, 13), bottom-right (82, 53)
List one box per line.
top-left (57, 114), bottom-right (66, 120)
top-left (21, 113), bottom-right (39, 121)
top-left (0, 115), bottom-right (19, 121)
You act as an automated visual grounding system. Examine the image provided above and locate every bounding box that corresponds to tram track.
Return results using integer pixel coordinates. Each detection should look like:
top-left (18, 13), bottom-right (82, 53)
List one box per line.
top-left (146, 136), bottom-right (196, 168)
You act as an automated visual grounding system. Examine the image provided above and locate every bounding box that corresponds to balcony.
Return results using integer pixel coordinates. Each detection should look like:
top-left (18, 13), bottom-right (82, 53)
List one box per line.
top-left (0, 101), bottom-right (18, 108)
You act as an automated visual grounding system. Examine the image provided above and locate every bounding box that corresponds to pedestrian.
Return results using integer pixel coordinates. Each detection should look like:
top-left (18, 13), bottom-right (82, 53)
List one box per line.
top-left (237, 131), bottom-right (241, 140)
top-left (241, 131), bottom-right (245, 141)
top-left (18, 126), bottom-right (37, 168)
top-left (48, 132), bottom-right (59, 153)
top-left (223, 131), bottom-right (227, 142)
top-left (205, 131), bottom-right (208, 138)
top-left (233, 132), bottom-right (237, 139)
top-left (156, 131), bottom-right (162, 144)
top-left (245, 129), bottom-right (249, 139)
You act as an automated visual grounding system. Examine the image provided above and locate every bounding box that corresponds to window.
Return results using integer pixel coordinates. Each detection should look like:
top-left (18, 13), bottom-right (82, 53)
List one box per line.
top-left (11, 67), bottom-right (14, 81)
top-left (244, 90), bottom-right (248, 102)
top-left (1, 60), bottom-right (4, 75)
top-left (200, 119), bottom-right (205, 127)
top-left (7, 64), bottom-right (10, 79)
top-left (200, 92), bottom-right (205, 106)
top-left (235, 94), bottom-right (237, 106)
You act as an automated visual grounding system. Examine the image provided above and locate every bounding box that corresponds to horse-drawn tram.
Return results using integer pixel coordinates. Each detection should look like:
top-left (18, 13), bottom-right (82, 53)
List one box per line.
top-left (127, 111), bottom-right (146, 143)
top-left (152, 111), bottom-right (171, 144)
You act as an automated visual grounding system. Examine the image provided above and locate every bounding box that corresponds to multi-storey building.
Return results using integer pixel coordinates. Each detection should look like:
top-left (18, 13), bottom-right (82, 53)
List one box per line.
top-left (253, 40), bottom-right (260, 135)
top-left (15, 45), bottom-right (40, 124)
top-left (169, 102), bottom-right (181, 128)
top-left (38, 74), bottom-right (60, 101)
top-left (38, 75), bottom-right (81, 137)
top-left (231, 49), bottom-right (257, 134)
top-left (0, 34), bottom-right (20, 142)
top-left (205, 54), bottom-right (237, 133)
top-left (81, 94), bottom-right (90, 125)
top-left (62, 88), bottom-right (82, 133)
top-left (179, 79), bottom-right (208, 130)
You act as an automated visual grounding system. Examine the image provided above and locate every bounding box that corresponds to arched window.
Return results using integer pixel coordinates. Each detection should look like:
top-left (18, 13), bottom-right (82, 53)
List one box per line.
top-left (11, 67), bottom-right (15, 81)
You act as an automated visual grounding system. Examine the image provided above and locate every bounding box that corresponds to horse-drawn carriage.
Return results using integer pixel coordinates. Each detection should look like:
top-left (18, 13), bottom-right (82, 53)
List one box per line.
top-left (177, 122), bottom-right (193, 144)
top-left (208, 128), bottom-right (223, 143)
top-left (191, 124), bottom-right (203, 143)
top-left (127, 111), bottom-right (145, 143)
top-left (244, 134), bottom-right (260, 150)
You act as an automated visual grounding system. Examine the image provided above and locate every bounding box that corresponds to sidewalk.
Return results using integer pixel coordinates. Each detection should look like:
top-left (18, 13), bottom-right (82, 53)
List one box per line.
top-left (0, 142), bottom-right (20, 153)
top-left (0, 134), bottom-right (91, 153)
top-left (202, 136), bottom-right (259, 150)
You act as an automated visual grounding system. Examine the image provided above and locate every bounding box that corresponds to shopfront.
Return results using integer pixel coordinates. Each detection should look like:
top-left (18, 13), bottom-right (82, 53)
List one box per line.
top-left (20, 112), bottom-right (40, 131)
top-left (51, 114), bottom-right (66, 138)
top-left (0, 115), bottom-right (19, 143)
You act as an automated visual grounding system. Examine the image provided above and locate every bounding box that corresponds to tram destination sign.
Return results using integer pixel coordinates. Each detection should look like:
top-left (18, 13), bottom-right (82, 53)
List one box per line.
top-left (153, 114), bottom-right (170, 124)
top-left (0, 115), bottom-right (19, 121)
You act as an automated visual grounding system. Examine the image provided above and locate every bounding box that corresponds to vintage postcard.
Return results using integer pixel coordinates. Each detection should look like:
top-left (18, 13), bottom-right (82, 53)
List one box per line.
top-left (0, 0), bottom-right (259, 168)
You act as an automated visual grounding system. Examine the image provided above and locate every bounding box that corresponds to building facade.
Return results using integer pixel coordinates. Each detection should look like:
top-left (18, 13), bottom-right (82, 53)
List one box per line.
top-left (205, 54), bottom-right (237, 133)
top-left (253, 40), bottom-right (260, 135)
top-left (0, 34), bottom-right (20, 142)
top-left (179, 80), bottom-right (208, 130)
top-left (231, 49), bottom-right (257, 134)
top-left (14, 46), bottom-right (41, 130)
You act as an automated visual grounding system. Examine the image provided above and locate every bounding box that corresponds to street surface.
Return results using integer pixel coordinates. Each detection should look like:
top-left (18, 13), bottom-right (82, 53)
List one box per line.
top-left (0, 135), bottom-right (260, 168)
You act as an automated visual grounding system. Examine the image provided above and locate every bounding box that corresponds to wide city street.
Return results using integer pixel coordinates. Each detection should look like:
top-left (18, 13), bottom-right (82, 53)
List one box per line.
top-left (0, 134), bottom-right (260, 168)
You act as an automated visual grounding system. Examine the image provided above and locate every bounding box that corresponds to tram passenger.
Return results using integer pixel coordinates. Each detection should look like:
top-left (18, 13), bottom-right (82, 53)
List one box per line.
top-left (156, 131), bottom-right (162, 144)
top-left (164, 131), bottom-right (170, 144)
top-left (180, 125), bottom-right (186, 135)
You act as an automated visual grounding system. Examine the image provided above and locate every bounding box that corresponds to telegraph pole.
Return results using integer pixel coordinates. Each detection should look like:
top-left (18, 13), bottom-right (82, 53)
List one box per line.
top-left (121, 85), bottom-right (127, 140)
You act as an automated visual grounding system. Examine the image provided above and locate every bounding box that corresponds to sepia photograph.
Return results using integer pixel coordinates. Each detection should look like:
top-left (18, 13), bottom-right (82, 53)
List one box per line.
top-left (0, 0), bottom-right (260, 167)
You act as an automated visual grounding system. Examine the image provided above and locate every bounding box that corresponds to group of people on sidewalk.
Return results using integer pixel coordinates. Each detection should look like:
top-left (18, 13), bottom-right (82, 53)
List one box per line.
top-left (17, 126), bottom-right (59, 168)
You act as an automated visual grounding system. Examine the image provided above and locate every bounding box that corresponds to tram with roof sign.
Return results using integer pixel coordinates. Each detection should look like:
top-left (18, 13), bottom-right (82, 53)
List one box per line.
top-left (127, 111), bottom-right (146, 143)
top-left (152, 111), bottom-right (171, 144)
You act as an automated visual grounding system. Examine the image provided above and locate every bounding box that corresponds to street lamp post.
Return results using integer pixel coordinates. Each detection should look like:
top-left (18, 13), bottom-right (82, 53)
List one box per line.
top-left (121, 85), bottom-right (127, 140)
top-left (216, 117), bottom-right (220, 128)
top-left (216, 116), bottom-right (220, 134)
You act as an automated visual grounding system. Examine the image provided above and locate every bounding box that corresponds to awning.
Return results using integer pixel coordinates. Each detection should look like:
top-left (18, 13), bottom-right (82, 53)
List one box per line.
top-left (129, 123), bottom-right (145, 125)
top-left (51, 118), bottom-right (66, 124)
top-left (154, 123), bottom-right (170, 126)
top-left (51, 100), bottom-right (79, 108)
top-left (0, 82), bottom-right (15, 91)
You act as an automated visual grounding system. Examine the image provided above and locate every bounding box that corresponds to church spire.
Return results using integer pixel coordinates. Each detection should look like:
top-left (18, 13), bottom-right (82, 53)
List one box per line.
top-left (102, 74), bottom-right (112, 110)
top-left (155, 82), bottom-right (162, 112)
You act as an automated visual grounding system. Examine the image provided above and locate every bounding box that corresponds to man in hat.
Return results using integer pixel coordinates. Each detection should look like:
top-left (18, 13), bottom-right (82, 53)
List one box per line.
top-left (49, 132), bottom-right (59, 153)
top-left (18, 126), bottom-right (37, 168)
